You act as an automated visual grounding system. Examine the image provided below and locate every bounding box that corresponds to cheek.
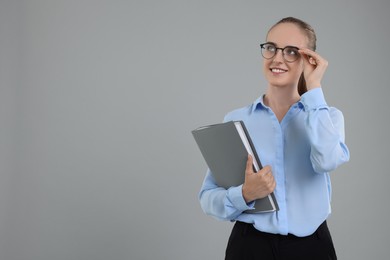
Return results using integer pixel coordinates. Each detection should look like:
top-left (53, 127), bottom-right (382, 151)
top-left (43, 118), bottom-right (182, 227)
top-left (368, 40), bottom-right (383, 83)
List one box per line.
top-left (262, 59), bottom-right (270, 73)
top-left (296, 59), bottom-right (303, 70)
top-left (292, 60), bottom-right (304, 75)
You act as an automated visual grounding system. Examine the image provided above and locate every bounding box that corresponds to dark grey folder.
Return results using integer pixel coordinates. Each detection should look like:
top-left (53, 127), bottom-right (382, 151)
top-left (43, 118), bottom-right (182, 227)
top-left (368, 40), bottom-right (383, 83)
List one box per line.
top-left (192, 121), bottom-right (278, 213)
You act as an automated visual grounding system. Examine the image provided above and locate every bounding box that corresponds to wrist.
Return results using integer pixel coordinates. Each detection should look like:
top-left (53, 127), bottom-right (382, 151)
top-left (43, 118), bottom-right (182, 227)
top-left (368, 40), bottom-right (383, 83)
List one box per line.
top-left (306, 81), bottom-right (321, 90)
top-left (242, 185), bottom-right (253, 204)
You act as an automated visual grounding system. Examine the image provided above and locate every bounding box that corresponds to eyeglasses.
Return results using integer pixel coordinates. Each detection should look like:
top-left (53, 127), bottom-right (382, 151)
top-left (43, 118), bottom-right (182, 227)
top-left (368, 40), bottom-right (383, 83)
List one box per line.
top-left (260, 43), bottom-right (300, 63)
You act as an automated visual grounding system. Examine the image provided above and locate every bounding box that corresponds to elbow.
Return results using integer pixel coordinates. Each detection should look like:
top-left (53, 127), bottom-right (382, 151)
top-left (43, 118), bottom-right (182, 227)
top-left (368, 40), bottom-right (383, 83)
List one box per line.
top-left (312, 156), bottom-right (348, 173)
top-left (199, 190), bottom-right (214, 216)
top-left (311, 144), bottom-right (350, 173)
top-left (199, 189), bottom-right (224, 220)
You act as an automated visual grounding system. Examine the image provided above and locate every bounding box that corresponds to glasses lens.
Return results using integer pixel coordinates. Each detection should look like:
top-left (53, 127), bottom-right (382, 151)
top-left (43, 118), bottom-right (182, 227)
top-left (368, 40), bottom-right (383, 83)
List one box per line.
top-left (283, 47), bottom-right (299, 62)
top-left (261, 43), bottom-right (276, 59)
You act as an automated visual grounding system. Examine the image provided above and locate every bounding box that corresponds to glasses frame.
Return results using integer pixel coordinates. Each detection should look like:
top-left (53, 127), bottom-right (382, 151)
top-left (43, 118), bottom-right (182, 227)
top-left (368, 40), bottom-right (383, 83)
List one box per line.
top-left (260, 43), bottom-right (300, 63)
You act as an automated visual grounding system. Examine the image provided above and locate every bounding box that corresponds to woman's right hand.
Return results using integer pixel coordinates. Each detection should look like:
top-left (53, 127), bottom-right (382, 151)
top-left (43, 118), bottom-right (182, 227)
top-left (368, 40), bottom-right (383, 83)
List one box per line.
top-left (242, 155), bottom-right (276, 203)
top-left (298, 48), bottom-right (329, 90)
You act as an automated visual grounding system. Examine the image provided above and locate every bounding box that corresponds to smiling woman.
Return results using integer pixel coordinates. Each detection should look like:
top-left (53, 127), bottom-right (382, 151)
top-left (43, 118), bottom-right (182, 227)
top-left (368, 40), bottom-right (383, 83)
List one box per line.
top-left (198, 17), bottom-right (350, 260)
top-left (266, 17), bottom-right (318, 97)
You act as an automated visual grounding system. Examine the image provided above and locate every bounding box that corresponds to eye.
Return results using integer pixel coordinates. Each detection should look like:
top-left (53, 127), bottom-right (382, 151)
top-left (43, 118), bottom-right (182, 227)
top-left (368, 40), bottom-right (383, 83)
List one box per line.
top-left (264, 44), bottom-right (276, 52)
top-left (285, 47), bottom-right (299, 56)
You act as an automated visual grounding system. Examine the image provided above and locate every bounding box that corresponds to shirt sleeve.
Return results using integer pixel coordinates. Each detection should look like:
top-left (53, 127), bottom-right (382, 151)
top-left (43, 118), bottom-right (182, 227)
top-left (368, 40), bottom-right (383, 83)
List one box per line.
top-left (300, 88), bottom-right (350, 173)
top-left (198, 169), bottom-right (255, 221)
top-left (198, 113), bottom-right (255, 221)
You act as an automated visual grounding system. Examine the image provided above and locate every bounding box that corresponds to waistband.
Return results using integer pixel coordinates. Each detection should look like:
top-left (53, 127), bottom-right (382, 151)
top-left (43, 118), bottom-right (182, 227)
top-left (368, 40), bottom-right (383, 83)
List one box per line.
top-left (235, 220), bottom-right (329, 240)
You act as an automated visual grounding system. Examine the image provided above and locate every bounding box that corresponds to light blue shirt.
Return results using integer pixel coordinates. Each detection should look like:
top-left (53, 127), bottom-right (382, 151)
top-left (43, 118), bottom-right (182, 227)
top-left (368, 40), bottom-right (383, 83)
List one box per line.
top-left (198, 88), bottom-right (350, 237)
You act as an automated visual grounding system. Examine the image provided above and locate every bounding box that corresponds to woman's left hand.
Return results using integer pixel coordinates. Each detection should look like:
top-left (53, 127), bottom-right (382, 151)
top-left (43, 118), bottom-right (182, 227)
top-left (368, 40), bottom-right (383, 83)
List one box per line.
top-left (298, 48), bottom-right (328, 90)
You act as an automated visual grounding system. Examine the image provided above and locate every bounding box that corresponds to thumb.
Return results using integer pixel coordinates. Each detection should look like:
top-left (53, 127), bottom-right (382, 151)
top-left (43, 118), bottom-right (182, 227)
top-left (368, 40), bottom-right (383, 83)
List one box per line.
top-left (245, 154), bottom-right (254, 175)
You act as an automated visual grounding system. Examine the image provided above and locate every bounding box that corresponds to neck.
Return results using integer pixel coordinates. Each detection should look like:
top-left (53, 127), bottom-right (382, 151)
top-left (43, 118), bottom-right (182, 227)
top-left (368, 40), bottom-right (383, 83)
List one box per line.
top-left (264, 85), bottom-right (300, 122)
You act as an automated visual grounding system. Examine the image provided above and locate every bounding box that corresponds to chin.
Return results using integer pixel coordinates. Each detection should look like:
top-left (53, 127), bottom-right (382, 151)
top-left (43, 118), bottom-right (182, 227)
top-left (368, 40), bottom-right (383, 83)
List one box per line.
top-left (267, 76), bottom-right (300, 89)
top-left (268, 79), bottom-right (299, 90)
top-left (267, 78), bottom-right (290, 88)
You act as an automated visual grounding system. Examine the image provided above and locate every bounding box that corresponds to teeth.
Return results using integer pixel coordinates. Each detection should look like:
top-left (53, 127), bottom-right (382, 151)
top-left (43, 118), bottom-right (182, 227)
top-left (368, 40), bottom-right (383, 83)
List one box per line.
top-left (271, 68), bottom-right (286, 73)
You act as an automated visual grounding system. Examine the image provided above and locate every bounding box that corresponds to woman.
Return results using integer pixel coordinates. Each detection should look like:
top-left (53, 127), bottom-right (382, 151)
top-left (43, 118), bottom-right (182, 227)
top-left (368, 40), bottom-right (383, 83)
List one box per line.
top-left (199, 17), bottom-right (350, 259)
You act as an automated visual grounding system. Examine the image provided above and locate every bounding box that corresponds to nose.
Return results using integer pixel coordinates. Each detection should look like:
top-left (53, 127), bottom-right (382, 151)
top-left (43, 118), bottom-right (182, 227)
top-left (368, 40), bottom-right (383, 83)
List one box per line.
top-left (272, 49), bottom-right (284, 62)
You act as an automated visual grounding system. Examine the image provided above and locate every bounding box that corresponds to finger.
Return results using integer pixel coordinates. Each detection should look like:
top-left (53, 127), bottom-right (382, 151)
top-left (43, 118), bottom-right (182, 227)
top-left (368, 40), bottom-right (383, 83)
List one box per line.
top-left (259, 165), bottom-right (272, 176)
top-left (269, 177), bottom-right (276, 192)
top-left (263, 174), bottom-right (276, 193)
top-left (298, 52), bottom-right (316, 70)
top-left (298, 48), bottom-right (318, 57)
top-left (308, 56), bottom-right (317, 65)
top-left (298, 50), bottom-right (317, 66)
top-left (299, 49), bottom-right (327, 67)
top-left (245, 154), bottom-right (254, 174)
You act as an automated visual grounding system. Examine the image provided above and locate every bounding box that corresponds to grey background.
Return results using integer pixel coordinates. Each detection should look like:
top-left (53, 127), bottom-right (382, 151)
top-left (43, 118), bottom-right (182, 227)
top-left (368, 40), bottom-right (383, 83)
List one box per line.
top-left (1, 0), bottom-right (389, 259)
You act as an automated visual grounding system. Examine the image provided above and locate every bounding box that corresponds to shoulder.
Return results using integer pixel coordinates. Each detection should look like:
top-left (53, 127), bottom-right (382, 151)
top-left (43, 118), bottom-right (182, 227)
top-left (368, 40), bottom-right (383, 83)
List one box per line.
top-left (223, 103), bottom-right (254, 122)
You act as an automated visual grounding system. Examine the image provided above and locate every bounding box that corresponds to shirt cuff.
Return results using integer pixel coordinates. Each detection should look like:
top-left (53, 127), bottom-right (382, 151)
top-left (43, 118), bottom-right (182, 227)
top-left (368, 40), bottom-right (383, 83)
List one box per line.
top-left (227, 185), bottom-right (255, 211)
top-left (300, 87), bottom-right (328, 111)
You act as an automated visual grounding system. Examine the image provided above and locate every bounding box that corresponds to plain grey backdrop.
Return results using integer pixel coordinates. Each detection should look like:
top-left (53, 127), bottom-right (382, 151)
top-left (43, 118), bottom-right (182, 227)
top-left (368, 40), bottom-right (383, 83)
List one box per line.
top-left (1, 0), bottom-right (389, 259)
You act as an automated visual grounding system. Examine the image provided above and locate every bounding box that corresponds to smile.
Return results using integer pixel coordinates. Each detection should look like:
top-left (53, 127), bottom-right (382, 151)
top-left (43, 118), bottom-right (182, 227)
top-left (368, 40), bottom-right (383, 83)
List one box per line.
top-left (270, 68), bottom-right (287, 73)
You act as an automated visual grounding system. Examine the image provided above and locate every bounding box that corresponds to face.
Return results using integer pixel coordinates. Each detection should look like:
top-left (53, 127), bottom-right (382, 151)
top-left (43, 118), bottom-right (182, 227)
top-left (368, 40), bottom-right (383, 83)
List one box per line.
top-left (263, 23), bottom-right (309, 89)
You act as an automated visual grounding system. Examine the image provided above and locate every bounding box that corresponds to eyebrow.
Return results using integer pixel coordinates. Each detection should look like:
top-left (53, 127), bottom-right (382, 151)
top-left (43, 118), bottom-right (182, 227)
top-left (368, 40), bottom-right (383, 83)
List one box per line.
top-left (265, 41), bottom-right (300, 49)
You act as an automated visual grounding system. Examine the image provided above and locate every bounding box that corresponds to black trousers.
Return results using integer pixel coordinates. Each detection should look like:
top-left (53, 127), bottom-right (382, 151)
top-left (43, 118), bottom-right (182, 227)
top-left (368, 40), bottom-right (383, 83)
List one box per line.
top-left (225, 221), bottom-right (337, 260)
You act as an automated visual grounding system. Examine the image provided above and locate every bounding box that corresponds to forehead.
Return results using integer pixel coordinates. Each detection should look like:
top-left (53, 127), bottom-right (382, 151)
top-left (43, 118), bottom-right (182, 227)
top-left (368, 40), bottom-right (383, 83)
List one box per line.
top-left (266, 23), bottom-right (309, 48)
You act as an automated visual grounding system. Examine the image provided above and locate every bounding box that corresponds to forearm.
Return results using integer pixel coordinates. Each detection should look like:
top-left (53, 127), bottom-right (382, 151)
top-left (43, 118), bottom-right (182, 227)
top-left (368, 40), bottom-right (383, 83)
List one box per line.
top-left (301, 88), bottom-right (350, 173)
top-left (198, 170), bottom-right (254, 220)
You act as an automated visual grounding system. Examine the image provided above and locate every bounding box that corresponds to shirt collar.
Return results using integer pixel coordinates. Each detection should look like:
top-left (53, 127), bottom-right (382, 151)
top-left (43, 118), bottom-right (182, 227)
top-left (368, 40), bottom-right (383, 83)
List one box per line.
top-left (251, 94), bottom-right (304, 113)
top-left (251, 95), bottom-right (267, 113)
